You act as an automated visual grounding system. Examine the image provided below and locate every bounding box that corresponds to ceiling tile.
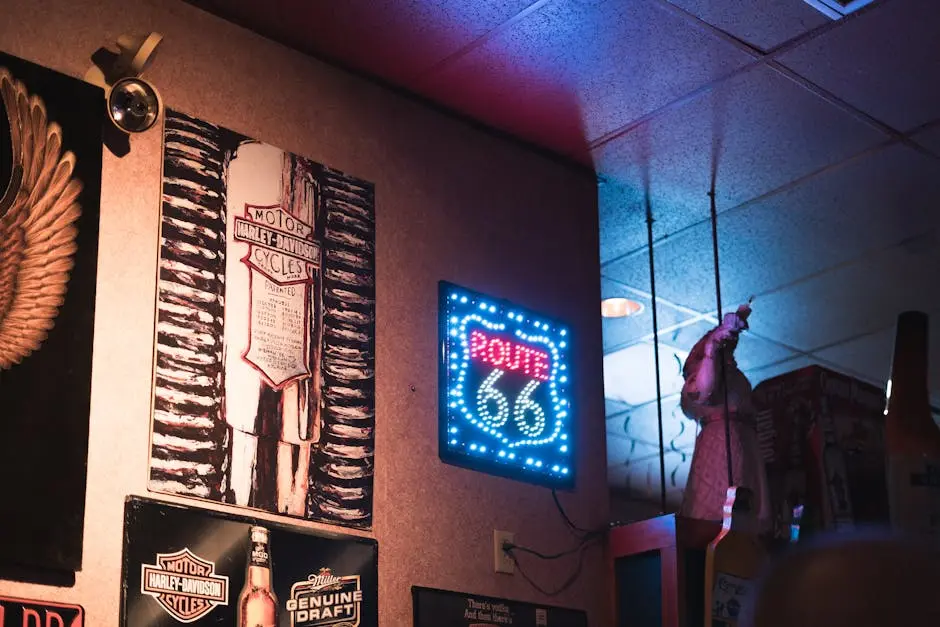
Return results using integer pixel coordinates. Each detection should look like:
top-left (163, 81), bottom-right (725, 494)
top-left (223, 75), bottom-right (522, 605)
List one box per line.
top-left (604, 341), bottom-right (689, 406)
top-left (813, 314), bottom-right (940, 402)
top-left (777, 0), bottom-right (940, 131)
top-left (610, 395), bottom-right (699, 450)
top-left (748, 241), bottom-right (940, 352)
top-left (606, 432), bottom-right (658, 463)
top-left (606, 398), bottom-right (631, 416)
top-left (607, 437), bottom-right (690, 504)
top-left (659, 319), bottom-right (717, 351)
top-left (595, 64), bottom-right (887, 260)
top-left (734, 333), bottom-right (800, 373)
top-left (746, 354), bottom-right (818, 388)
top-left (913, 123), bottom-right (940, 154)
top-left (664, 0), bottom-right (829, 51)
top-left (602, 143), bottom-right (940, 312)
top-left (418, 0), bottom-right (752, 156)
top-left (598, 181), bottom-right (649, 263)
top-left (190, 0), bottom-right (539, 83)
top-left (601, 277), bottom-right (697, 353)
top-left (603, 227), bottom-right (721, 312)
top-left (813, 327), bottom-right (894, 387)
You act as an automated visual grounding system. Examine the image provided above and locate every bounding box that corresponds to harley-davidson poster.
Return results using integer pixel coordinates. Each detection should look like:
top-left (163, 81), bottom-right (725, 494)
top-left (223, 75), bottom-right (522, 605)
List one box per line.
top-left (149, 110), bottom-right (375, 528)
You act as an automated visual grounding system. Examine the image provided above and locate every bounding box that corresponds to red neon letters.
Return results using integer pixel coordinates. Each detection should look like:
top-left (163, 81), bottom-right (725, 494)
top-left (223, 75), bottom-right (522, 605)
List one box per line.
top-left (469, 330), bottom-right (550, 381)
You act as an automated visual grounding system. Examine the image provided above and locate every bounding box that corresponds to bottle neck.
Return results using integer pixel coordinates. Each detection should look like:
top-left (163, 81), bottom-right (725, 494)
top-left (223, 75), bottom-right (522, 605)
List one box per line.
top-left (885, 311), bottom-right (936, 443)
top-left (246, 533), bottom-right (272, 589)
top-left (247, 565), bottom-right (272, 589)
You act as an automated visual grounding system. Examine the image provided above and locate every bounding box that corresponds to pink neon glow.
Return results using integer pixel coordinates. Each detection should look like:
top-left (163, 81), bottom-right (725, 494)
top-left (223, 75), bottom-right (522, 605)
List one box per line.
top-left (469, 330), bottom-right (550, 381)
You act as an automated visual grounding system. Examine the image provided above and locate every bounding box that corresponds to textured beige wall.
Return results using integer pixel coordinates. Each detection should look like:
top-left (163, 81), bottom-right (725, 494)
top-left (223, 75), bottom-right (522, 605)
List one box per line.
top-left (0, 0), bottom-right (610, 624)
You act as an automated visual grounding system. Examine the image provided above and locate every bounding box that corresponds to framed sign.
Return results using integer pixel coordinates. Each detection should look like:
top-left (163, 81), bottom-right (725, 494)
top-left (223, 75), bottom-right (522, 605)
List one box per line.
top-left (0, 596), bottom-right (84, 626)
top-left (149, 110), bottom-right (376, 529)
top-left (0, 49), bottom-right (102, 572)
top-left (439, 282), bottom-right (574, 488)
top-left (413, 586), bottom-right (588, 627)
top-left (120, 496), bottom-right (377, 626)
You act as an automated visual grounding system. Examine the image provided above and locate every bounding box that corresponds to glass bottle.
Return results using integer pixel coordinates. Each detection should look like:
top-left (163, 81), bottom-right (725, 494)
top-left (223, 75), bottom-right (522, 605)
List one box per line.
top-left (238, 526), bottom-right (278, 627)
top-left (884, 311), bottom-right (940, 540)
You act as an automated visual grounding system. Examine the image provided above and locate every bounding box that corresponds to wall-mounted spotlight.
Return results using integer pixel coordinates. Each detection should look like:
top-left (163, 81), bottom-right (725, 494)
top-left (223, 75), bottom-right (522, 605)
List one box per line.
top-left (85, 33), bottom-right (163, 134)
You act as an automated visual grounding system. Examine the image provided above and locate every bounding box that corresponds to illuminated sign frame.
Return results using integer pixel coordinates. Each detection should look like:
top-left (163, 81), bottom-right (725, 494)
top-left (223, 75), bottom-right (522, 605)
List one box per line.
top-left (438, 281), bottom-right (574, 488)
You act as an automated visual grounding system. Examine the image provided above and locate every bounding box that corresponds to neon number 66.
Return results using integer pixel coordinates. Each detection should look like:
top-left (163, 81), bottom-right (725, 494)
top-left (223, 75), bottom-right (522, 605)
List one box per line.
top-left (476, 370), bottom-right (547, 438)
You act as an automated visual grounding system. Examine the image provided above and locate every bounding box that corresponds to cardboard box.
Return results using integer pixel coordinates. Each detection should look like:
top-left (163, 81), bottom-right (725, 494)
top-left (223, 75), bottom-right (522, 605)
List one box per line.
top-left (754, 366), bottom-right (889, 541)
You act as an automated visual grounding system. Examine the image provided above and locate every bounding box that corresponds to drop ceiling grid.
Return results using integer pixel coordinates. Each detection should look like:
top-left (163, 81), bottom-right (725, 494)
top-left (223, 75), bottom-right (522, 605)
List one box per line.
top-left (594, 66), bottom-right (892, 269)
top-left (656, 0), bottom-right (831, 52)
top-left (416, 0), bottom-right (755, 156)
top-left (776, 0), bottom-right (940, 133)
top-left (602, 143), bottom-right (940, 303)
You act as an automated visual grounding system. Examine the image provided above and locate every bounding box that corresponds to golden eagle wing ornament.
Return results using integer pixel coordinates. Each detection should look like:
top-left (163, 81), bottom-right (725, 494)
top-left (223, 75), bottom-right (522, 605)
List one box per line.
top-left (0, 67), bottom-right (83, 370)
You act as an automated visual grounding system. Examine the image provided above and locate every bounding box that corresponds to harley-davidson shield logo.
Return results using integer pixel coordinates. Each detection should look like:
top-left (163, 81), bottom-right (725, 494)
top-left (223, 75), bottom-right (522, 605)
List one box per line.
top-left (141, 548), bottom-right (229, 623)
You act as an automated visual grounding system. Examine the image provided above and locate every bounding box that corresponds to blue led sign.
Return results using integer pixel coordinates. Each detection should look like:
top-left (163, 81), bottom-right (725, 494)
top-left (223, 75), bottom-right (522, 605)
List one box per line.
top-left (439, 281), bottom-right (574, 487)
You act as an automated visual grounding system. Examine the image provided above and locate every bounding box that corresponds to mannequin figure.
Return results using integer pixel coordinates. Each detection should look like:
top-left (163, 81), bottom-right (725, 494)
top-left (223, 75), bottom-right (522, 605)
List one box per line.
top-left (679, 303), bottom-right (771, 531)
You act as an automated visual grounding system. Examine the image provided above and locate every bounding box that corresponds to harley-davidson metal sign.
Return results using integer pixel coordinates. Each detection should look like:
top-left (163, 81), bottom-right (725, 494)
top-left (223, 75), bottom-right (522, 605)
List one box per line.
top-left (141, 548), bottom-right (229, 622)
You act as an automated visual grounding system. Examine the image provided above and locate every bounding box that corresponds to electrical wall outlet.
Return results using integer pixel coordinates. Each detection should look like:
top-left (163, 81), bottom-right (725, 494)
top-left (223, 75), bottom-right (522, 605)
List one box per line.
top-left (494, 530), bottom-right (515, 574)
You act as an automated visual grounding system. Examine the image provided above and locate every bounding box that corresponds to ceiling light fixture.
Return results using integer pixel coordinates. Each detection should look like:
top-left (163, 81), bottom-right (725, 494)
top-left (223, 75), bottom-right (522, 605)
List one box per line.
top-left (803, 0), bottom-right (877, 19)
top-left (601, 297), bottom-right (644, 319)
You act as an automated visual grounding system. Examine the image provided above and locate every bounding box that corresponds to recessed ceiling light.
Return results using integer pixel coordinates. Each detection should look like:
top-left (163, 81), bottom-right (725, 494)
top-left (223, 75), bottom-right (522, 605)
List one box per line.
top-left (601, 298), bottom-right (644, 318)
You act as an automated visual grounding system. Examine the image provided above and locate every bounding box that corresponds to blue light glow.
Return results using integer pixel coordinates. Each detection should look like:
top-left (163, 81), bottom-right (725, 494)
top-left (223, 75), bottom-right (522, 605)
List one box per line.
top-left (440, 282), bottom-right (574, 487)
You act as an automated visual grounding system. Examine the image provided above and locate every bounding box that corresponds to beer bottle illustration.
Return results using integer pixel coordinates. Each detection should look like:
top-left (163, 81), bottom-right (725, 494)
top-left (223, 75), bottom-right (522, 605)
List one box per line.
top-left (238, 526), bottom-right (278, 627)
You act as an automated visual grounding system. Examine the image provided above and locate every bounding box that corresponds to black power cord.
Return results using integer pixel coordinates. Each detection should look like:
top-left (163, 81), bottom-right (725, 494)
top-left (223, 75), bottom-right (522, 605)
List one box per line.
top-left (551, 488), bottom-right (609, 539)
top-left (506, 540), bottom-right (591, 597)
top-left (499, 490), bottom-right (609, 597)
top-left (552, 488), bottom-right (592, 536)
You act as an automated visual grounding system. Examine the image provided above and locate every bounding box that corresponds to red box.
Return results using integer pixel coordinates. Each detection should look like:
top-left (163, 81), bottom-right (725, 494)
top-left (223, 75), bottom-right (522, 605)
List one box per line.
top-left (753, 365), bottom-right (889, 540)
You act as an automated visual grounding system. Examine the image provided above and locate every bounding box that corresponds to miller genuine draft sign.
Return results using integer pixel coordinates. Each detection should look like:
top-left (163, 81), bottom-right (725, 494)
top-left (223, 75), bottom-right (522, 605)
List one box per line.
top-left (121, 497), bottom-right (377, 626)
top-left (287, 568), bottom-right (362, 626)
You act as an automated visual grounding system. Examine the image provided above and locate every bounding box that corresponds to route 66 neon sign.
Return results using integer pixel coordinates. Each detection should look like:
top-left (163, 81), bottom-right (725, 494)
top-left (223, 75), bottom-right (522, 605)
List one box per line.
top-left (439, 282), bottom-right (573, 487)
